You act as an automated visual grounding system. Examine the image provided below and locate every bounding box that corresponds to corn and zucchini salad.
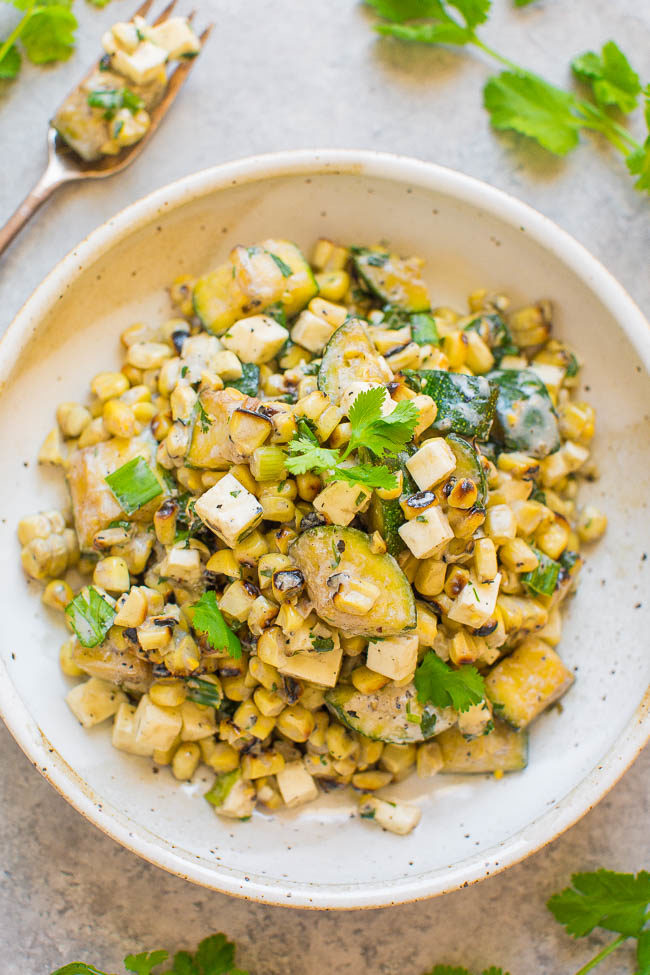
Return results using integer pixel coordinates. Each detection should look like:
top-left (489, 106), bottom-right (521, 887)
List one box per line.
top-left (18, 236), bottom-right (607, 836)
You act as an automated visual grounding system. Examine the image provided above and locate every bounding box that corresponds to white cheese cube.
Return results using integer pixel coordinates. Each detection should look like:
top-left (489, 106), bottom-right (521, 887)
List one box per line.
top-left (134, 694), bottom-right (182, 755)
top-left (331, 575), bottom-right (380, 615)
top-left (406, 438), bottom-right (456, 490)
top-left (276, 761), bottom-right (319, 808)
top-left (194, 473), bottom-right (263, 547)
top-left (528, 363), bottom-right (565, 398)
top-left (161, 546), bottom-right (202, 586)
top-left (398, 506), bottom-right (453, 559)
top-left (111, 41), bottom-right (168, 85)
top-left (275, 637), bottom-right (343, 687)
top-left (111, 21), bottom-right (140, 53)
top-left (484, 504), bottom-right (517, 544)
top-left (179, 700), bottom-right (218, 741)
top-left (339, 381), bottom-right (397, 417)
top-left (148, 17), bottom-right (201, 59)
top-left (101, 30), bottom-right (118, 55)
top-left (214, 774), bottom-right (256, 819)
top-left (291, 309), bottom-right (336, 353)
top-left (219, 580), bottom-right (259, 623)
top-left (66, 677), bottom-right (126, 729)
top-left (112, 702), bottom-right (152, 756)
top-left (447, 573), bottom-right (501, 628)
top-left (181, 333), bottom-right (223, 382)
top-left (313, 480), bottom-right (371, 526)
top-left (222, 315), bottom-right (289, 365)
top-left (359, 795), bottom-right (421, 835)
top-left (213, 350), bottom-right (243, 381)
top-left (367, 634), bottom-right (418, 682)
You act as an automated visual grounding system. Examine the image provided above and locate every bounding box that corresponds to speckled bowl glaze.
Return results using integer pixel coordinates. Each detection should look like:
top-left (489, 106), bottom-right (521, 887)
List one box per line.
top-left (0, 150), bottom-right (648, 909)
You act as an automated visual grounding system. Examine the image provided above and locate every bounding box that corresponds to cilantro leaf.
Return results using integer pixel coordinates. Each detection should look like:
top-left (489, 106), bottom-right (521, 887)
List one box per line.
top-left (190, 591), bottom-right (242, 660)
top-left (165, 933), bottom-right (248, 975)
top-left (482, 969), bottom-right (510, 975)
top-left (166, 952), bottom-right (198, 975)
top-left (285, 438), bottom-right (340, 475)
top-left (637, 929), bottom-right (650, 975)
top-left (50, 965), bottom-right (110, 975)
top-left (426, 967), bottom-right (473, 975)
top-left (627, 141), bottom-right (650, 192)
top-left (65, 586), bottom-right (115, 648)
top-left (572, 41), bottom-right (641, 114)
top-left (21, 4), bottom-right (77, 64)
top-left (370, 0), bottom-right (489, 44)
top-left (124, 950), bottom-right (169, 975)
top-left (547, 869), bottom-right (650, 939)
top-left (330, 464), bottom-right (398, 490)
top-left (0, 44), bottom-right (21, 79)
top-left (347, 387), bottom-right (419, 458)
top-left (365, 0), bottom-right (445, 22)
top-left (484, 70), bottom-right (582, 155)
top-left (414, 652), bottom-right (485, 713)
top-left (376, 19), bottom-right (473, 45)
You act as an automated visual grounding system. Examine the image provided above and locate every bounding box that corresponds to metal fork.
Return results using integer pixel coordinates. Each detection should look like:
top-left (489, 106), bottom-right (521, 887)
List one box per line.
top-left (0, 0), bottom-right (212, 258)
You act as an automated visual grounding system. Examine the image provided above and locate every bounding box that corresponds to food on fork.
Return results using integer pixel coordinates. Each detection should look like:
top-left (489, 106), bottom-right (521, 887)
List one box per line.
top-left (53, 13), bottom-right (201, 161)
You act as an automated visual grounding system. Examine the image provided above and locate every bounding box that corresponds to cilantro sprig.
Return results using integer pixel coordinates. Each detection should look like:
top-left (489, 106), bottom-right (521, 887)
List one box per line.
top-left (0, 0), bottom-right (77, 80)
top-left (286, 386), bottom-right (418, 491)
top-left (414, 651), bottom-right (485, 713)
top-left (51, 933), bottom-right (249, 975)
top-left (189, 590), bottom-right (242, 660)
top-left (365, 0), bottom-right (650, 194)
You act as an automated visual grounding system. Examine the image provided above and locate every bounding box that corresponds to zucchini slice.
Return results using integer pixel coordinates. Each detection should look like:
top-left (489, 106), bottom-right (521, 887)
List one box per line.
top-left (352, 248), bottom-right (430, 311)
top-left (290, 525), bottom-right (416, 637)
top-left (362, 447), bottom-right (417, 557)
top-left (485, 636), bottom-right (574, 729)
top-left (405, 370), bottom-right (497, 440)
top-left (487, 369), bottom-right (560, 458)
top-left (325, 683), bottom-right (455, 743)
top-left (318, 317), bottom-right (393, 402)
top-left (445, 433), bottom-right (488, 508)
top-left (266, 239), bottom-right (319, 316)
top-left (437, 720), bottom-right (528, 773)
top-left (463, 313), bottom-right (518, 363)
top-left (193, 264), bottom-right (247, 336)
top-left (227, 362), bottom-right (260, 397)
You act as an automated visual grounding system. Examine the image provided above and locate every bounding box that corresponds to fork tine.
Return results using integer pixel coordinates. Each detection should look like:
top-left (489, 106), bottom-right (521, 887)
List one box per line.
top-left (153, 0), bottom-right (179, 25)
top-left (150, 22), bottom-right (212, 110)
top-left (198, 23), bottom-right (214, 44)
top-left (133, 0), bottom-right (155, 19)
top-left (187, 9), bottom-right (196, 23)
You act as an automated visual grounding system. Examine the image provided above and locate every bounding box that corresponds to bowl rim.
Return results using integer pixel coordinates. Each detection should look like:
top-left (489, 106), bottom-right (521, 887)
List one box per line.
top-left (1, 148), bottom-right (648, 910)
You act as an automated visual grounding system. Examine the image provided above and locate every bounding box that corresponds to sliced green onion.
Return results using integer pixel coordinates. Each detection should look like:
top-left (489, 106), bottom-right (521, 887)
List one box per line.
top-left (521, 547), bottom-right (561, 596)
top-left (204, 769), bottom-right (240, 807)
top-left (65, 587), bottom-right (115, 648)
top-left (410, 312), bottom-right (440, 347)
top-left (105, 456), bottom-right (162, 515)
top-left (249, 445), bottom-right (287, 482)
top-left (185, 676), bottom-right (222, 708)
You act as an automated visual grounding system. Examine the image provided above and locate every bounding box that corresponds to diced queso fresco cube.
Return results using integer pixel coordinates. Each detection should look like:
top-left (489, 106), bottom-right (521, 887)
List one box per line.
top-left (398, 505), bottom-right (454, 559)
top-left (221, 315), bottom-right (289, 364)
top-left (406, 437), bottom-right (456, 490)
top-left (366, 633), bottom-right (418, 682)
top-left (194, 473), bottom-right (263, 548)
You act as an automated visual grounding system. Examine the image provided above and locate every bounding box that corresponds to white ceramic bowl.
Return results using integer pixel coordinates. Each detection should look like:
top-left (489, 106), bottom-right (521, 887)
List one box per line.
top-left (1, 150), bottom-right (648, 909)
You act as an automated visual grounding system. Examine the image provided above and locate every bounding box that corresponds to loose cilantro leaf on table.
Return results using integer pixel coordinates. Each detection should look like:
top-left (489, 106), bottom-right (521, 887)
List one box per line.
top-left (51, 966), bottom-right (113, 975)
top-left (414, 652), bottom-right (485, 713)
top-left (484, 71), bottom-right (582, 156)
top-left (0, 0), bottom-right (78, 80)
top-left (548, 870), bottom-right (650, 939)
top-left (125, 951), bottom-right (169, 975)
top-left (189, 590), bottom-right (242, 660)
top-left (572, 41), bottom-right (642, 114)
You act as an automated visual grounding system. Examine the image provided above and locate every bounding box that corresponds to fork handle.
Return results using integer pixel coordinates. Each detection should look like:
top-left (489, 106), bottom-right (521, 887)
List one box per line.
top-left (0, 169), bottom-right (67, 260)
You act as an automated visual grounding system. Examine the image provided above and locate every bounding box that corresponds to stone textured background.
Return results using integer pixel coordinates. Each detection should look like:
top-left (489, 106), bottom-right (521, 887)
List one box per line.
top-left (0, 0), bottom-right (648, 972)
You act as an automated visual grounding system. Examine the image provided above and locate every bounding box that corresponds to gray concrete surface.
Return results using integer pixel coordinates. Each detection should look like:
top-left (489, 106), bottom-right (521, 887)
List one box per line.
top-left (0, 0), bottom-right (648, 972)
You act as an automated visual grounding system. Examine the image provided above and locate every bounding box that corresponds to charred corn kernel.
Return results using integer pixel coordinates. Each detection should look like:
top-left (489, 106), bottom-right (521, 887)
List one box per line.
top-left (509, 302), bottom-right (551, 347)
top-left (60, 637), bottom-right (84, 677)
top-left (114, 586), bottom-right (149, 627)
top-left (121, 384), bottom-right (152, 406)
top-left (577, 505), bottom-right (607, 542)
top-left (340, 634), bottom-right (366, 657)
top-left (351, 666), bottom-right (390, 694)
top-left (442, 330), bottom-right (467, 368)
top-left (416, 602), bottom-right (438, 648)
top-left (380, 743), bottom-right (416, 777)
top-left (414, 558), bottom-right (446, 597)
top-left (444, 565), bottom-right (470, 599)
top-left (172, 742), bottom-right (200, 781)
top-left (259, 479), bottom-right (297, 501)
top-left (103, 399), bottom-right (136, 438)
top-left (42, 578), bottom-right (73, 612)
top-left (233, 531), bottom-right (268, 566)
top-left (151, 411), bottom-right (172, 441)
top-left (229, 464), bottom-right (259, 496)
top-left (38, 427), bottom-right (66, 465)
top-left (329, 421), bottom-right (352, 450)
top-left (200, 739), bottom-right (239, 773)
top-left (247, 596), bottom-right (279, 635)
top-left (464, 329), bottom-right (495, 374)
top-left (176, 467), bottom-right (204, 493)
top-left (447, 506), bottom-right (486, 539)
top-left (157, 358), bottom-right (181, 397)
top-left (295, 390), bottom-right (330, 422)
top-left (333, 756), bottom-right (357, 778)
top-left (417, 741), bottom-right (443, 777)
top-left (121, 363), bottom-right (143, 385)
top-left (412, 393), bottom-right (437, 437)
top-left (242, 750), bottom-right (286, 780)
top-left (233, 700), bottom-right (276, 739)
top-left (56, 402), bottom-right (92, 438)
top-left (450, 630), bottom-right (479, 665)
top-left (535, 514), bottom-right (569, 559)
top-left (500, 538), bottom-right (539, 573)
top-left (276, 705), bottom-right (315, 743)
top-left (250, 446), bottom-right (287, 483)
top-left (152, 499), bottom-right (178, 547)
top-left (311, 239), bottom-right (349, 272)
top-left (279, 343), bottom-right (310, 370)
top-left (293, 472), bottom-right (320, 503)
top-left (260, 496), bottom-right (295, 522)
top-left (269, 407), bottom-right (297, 444)
top-left (254, 686), bottom-right (285, 717)
top-left (371, 326), bottom-right (412, 355)
top-left (228, 409), bottom-right (273, 454)
top-left (165, 422), bottom-right (190, 459)
top-left (221, 675), bottom-right (253, 702)
top-left (126, 342), bottom-right (172, 370)
top-left (137, 619), bottom-right (173, 652)
top-left (473, 537), bottom-right (498, 582)
top-left (308, 711), bottom-right (329, 749)
top-left (300, 685), bottom-right (326, 710)
top-left (205, 551), bottom-right (240, 583)
top-left (257, 553), bottom-right (292, 589)
top-left (376, 470), bottom-right (403, 501)
top-left (248, 656), bottom-right (279, 691)
top-left (326, 723), bottom-right (358, 761)
top-left (150, 679), bottom-right (187, 708)
top-left (93, 556), bottom-right (130, 594)
top-left (352, 770), bottom-right (393, 790)
top-left (446, 476), bottom-right (479, 509)
top-left (357, 735), bottom-right (384, 769)
top-left (314, 270), bottom-right (350, 302)
top-left (91, 372), bottom-right (130, 402)
top-left (511, 499), bottom-right (547, 536)
top-left (169, 276), bottom-right (195, 317)
top-left (315, 403), bottom-right (344, 441)
top-left (497, 451), bottom-right (540, 480)
top-left (559, 401), bottom-right (595, 443)
top-left (120, 322), bottom-right (153, 347)
top-left (170, 383), bottom-right (197, 423)
top-left (255, 775), bottom-right (283, 809)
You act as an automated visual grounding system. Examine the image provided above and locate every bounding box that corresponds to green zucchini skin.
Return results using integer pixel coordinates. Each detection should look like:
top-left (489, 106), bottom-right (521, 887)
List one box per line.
top-left (351, 249), bottom-right (430, 312)
top-left (437, 720), bottom-right (528, 773)
top-left (361, 447), bottom-right (417, 557)
top-left (317, 317), bottom-right (392, 402)
top-left (463, 312), bottom-right (518, 364)
top-left (487, 369), bottom-right (561, 458)
top-left (325, 683), bottom-right (455, 743)
top-left (227, 362), bottom-right (260, 397)
top-left (402, 370), bottom-right (497, 440)
top-left (290, 525), bottom-right (416, 637)
top-left (445, 433), bottom-right (488, 509)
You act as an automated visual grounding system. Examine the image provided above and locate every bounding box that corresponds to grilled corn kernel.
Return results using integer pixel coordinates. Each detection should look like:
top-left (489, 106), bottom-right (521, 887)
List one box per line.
top-left (254, 686), bottom-right (285, 717)
top-left (446, 476), bottom-right (479, 509)
top-left (352, 770), bottom-right (393, 790)
top-left (200, 739), bottom-right (240, 772)
top-left (176, 467), bottom-right (204, 493)
top-left (308, 711), bottom-right (329, 750)
top-left (450, 630), bottom-right (480, 665)
top-left (473, 537), bottom-right (497, 582)
top-left (233, 531), bottom-right (269, 566)
top-left (326, 723), bottom-right (358, 761)
top-left (329, 421), bottom-right (352, 449)
top-left (249, 656), bottom-right (279, 691)
top-left (559, 401), bottom-right (595, 443)
top-left (442, 330), bottom-right (467, 368)
top-left (376, 470), bottom-right (403, 501)
top-left (60, 637), bottom-right (84, 677)
top-left (577, 505), bottom-right (607, 543)
top-left (276, 705), bottom-right (315, 743)
top-left (340, 634), bottom-right (366, 657)
top-left (93, 556), bottom-right (130, 594)
top-left (78, 415), bottom-right (110, 448)
top-left (509, 302), bottom-right (551, 347)
top-left (260, 496), bottom-right (295, 522)
top-left (380, 743), bottom-right (416, 777)
top-left (56, 402), bottom-right (92, 438)
top-left (314, 269), bottom-right (351, 302)
top-left (351, 666), bottom-right (390, 694)
top-left (221, 675), bottom-right (254, 701)
top-left (150, 678), bottom-right (187, 708)
top-left (535, 514), bottom-right (570, 559)
top-left (355, 735), bottom-right (384, 770)
top-left (499, 538), bottom-right (539, 573)
top-left (444, 565), bottom-right (470, 599)
top-left (416, 741), bottom-right (443, 777)
top-left (497, 451), bottom-right (540, 480)
top-left (464, 329), bottom-right (495, 374)
top-left (484, 504), bottom-right (517, 543)
top-left (126, 342), bottom-right (172, 371)
top-left (103, 399), bottom-right (136, 438)
top-left (42, 578), bottom-right (73, 612)
top-left (414, 558), bottom-right (446, 597)
top-left (416, 602), bottom-right (438, 648)
top-left (171, 742), bottom-right (200, 781)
